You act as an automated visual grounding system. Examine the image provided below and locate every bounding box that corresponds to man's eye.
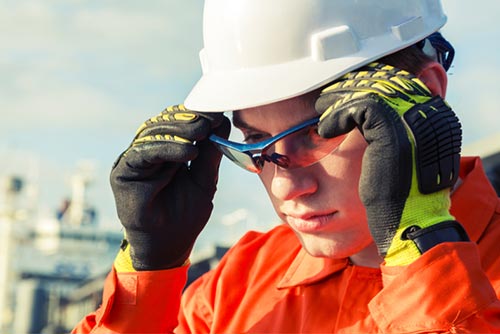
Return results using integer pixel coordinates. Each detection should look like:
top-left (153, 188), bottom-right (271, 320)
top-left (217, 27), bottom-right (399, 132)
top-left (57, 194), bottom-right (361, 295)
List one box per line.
top-left (244, 133), bottom-right (267, 143)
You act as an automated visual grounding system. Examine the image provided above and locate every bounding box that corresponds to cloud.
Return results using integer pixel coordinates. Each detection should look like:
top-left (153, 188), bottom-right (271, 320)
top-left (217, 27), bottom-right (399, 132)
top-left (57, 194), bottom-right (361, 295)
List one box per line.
top-left (1, 0), bottom-right (204, 135)
top-left (0, 1), bottom-right (205, 221)
top-left (0, 1), bottom-right (204, 50)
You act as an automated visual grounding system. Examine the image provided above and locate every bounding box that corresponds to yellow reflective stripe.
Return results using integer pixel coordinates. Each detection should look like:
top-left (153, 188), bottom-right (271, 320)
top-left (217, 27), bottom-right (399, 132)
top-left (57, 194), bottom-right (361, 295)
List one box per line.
top-left (135, 123), bottom-right (147, 135)
top-left (350, 91), bottom-right (370, 100)
top-left (320, 105), bottom-right (335, 120)
top-left (396, 69), bottom-right (411, 77)
top-left (342, 80), bottom-right (355, 88)
top-left (418, 110), bottom-right (427, 119)
top-left (372, 71), bottom-right (387, 78)
top-left (380, 64), bottom-right (394, 72)
top-left (322, 81), bottom-right (341, 92)
top-left (166, 104), bottom-right (187, 112)
top-left (174, 113), bottom-right (197, 121)
top-left (355, 71), bottom-right (370, 79)
top-left (333, 98), bottom-right (344, 110)
top-left (133, 135), bottom-right (192, 145)
top-left (372, 82), bottom-right (397, 95)
top-left (356, 79), bottom-right (370, 87)
top-left (171, 135), bottom-right (191, 143)
top-left (389, 76), bottom-right (415, 91)
top-left (411, 78), bottom-right (431, 94)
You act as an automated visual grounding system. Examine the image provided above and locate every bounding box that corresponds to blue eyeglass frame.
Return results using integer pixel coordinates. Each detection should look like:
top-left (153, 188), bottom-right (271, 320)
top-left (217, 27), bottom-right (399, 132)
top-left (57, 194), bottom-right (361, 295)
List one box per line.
top-left (209, 116), bottom-right (321, 173)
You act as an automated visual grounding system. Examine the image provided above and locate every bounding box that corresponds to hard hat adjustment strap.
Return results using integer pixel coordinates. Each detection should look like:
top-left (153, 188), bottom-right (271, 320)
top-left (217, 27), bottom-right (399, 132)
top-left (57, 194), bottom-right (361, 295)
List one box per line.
top-left (417, 32), bottom-right (455, 72)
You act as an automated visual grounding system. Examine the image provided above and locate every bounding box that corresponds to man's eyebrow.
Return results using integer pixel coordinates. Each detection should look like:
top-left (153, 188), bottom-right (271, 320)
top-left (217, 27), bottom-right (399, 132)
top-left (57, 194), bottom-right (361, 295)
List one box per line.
top-left (232, 113), bottom-right (259, 131)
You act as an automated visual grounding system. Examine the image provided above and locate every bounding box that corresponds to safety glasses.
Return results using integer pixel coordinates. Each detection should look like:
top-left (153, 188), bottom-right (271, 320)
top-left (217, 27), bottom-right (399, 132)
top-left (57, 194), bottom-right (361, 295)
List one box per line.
top-left (209, 116), bottom-right (347, 173)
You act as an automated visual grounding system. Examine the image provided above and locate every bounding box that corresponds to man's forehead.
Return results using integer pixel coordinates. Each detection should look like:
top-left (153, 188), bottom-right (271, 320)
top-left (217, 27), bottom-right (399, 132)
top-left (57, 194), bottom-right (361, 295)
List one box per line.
top-left (236, 93), bottom-right (316, 117)
top-left (231, 100), bottom-right (317, 132)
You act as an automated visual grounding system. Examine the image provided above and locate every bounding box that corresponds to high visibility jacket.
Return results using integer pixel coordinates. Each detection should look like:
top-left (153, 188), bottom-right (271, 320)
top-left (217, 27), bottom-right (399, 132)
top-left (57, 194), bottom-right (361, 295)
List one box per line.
top-left (73, 157), bottom-right (500, 333)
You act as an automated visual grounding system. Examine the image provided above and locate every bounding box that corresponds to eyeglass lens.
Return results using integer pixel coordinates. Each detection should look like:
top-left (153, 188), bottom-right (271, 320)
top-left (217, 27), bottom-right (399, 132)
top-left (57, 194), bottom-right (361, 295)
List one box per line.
top-left (218, 124), bottom-right (347, 173)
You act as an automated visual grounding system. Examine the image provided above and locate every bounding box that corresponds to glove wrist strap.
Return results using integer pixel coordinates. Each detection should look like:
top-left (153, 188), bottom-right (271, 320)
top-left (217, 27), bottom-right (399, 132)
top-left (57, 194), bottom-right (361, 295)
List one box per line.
top-left (402, 220), bottom-right (470, 254)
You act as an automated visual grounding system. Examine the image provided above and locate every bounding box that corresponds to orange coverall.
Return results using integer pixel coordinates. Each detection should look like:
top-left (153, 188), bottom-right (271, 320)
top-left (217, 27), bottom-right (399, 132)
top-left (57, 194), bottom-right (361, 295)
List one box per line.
top-left (73, 157), bottom-right (500, 333)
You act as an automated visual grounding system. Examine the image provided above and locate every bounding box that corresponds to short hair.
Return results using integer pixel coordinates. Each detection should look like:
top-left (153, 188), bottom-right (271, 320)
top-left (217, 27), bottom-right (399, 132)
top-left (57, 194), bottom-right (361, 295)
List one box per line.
top-left (379, 44), bottom-right (434, 74)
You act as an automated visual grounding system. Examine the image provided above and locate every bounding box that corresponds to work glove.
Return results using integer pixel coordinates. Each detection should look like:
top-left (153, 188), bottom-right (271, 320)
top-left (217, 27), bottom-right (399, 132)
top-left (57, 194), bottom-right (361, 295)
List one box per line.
top-left (315, 63), bottom-right (468, 266)
top-left (111, 105), bottom-right (230, 271)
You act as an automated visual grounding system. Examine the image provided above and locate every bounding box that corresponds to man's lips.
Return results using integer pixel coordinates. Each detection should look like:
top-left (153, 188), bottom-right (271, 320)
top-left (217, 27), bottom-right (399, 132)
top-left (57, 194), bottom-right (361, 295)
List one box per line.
top-left (284, 211), bottom-right (338, 233)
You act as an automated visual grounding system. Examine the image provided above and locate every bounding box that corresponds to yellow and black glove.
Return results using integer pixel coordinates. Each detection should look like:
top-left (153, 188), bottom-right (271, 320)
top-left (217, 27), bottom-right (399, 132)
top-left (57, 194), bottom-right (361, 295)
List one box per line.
top-left (316, 63), bottom-right (468, 266)
top-left (111, 105), bottom-right (230, 271)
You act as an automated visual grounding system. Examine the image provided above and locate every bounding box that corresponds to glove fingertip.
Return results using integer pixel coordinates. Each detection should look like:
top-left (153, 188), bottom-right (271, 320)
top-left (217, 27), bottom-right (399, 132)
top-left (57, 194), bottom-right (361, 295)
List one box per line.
top-left (189, 117), bottom-right (231, 191)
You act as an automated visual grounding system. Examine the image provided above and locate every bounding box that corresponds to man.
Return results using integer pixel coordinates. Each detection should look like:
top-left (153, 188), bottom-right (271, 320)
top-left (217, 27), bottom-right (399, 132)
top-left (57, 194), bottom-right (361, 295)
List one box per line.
top-left (73, 0), bottom-right (500, 333)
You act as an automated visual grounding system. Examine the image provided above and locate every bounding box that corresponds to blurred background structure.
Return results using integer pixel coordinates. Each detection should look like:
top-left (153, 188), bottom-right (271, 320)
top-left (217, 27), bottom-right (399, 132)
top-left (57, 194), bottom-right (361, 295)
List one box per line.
top-left (1, 1), bottom-right (500, 332)
top-left (0, 164), bottom-right (121, 333)
top-left (0, 163), bottom-right (237, 333)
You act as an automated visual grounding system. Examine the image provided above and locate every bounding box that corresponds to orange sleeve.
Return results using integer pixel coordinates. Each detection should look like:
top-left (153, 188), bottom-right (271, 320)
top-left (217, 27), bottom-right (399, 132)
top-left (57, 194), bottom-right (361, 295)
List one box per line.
top-left (72, 265), bottom-right (188, 334)
top-left (369, 242), bottom-right (500, 333)
top-left (176, 272), bottom-right (214, 333)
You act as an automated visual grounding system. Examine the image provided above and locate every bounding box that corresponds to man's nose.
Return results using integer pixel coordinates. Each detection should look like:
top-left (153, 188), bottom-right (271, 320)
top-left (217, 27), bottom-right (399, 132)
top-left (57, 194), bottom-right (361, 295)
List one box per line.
top-left (270, 164), bottom-right (318, 201)
top-left (271, 136), bottom-right (298, 157)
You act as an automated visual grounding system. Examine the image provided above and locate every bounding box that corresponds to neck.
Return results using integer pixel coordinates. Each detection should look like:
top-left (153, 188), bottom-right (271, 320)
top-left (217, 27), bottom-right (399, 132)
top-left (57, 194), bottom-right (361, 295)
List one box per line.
top-left (349, 242), bottom-right (383, 268)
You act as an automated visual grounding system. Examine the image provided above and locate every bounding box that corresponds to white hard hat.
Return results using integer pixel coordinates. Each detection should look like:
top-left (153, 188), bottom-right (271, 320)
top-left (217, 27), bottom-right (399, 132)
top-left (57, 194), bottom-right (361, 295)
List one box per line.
top-left (184, 0), bottom-right (447, 112)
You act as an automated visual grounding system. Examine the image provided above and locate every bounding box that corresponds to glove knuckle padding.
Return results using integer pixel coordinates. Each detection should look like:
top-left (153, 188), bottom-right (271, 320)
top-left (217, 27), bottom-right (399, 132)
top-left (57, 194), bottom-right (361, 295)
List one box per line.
top-left (402, 97), bottom-right (462, 194)
top-left (136, 108), bottom-right (220, 142)
top-left (315, 63), bottom-right (463, 262)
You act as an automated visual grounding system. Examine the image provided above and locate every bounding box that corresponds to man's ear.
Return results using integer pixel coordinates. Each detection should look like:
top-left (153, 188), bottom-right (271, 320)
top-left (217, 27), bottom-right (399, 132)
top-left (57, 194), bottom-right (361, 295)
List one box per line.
top-left (417, 61), bottom-right (448, 98)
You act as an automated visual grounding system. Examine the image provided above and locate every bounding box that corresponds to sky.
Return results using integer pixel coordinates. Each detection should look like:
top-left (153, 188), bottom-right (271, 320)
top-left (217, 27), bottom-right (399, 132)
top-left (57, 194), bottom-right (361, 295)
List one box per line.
top-left (1, 1), bottom-right (500, 246)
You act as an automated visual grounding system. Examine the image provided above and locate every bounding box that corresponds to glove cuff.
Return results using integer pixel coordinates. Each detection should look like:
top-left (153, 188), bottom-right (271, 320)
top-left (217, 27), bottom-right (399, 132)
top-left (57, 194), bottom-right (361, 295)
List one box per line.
top-left (114, 239), bottom-right (136, 273)
top-left (402, 220), bottom-right (470, 254)
top-left (126, 229), bottom-right (194, 271)
top-left (384, 220), bottom-right (469, 266)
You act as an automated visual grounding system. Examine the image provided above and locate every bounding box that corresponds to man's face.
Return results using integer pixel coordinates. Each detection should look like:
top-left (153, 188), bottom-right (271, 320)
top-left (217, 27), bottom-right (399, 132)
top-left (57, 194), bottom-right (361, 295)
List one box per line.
top-left (233, 95), bottom-right (374, 259)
